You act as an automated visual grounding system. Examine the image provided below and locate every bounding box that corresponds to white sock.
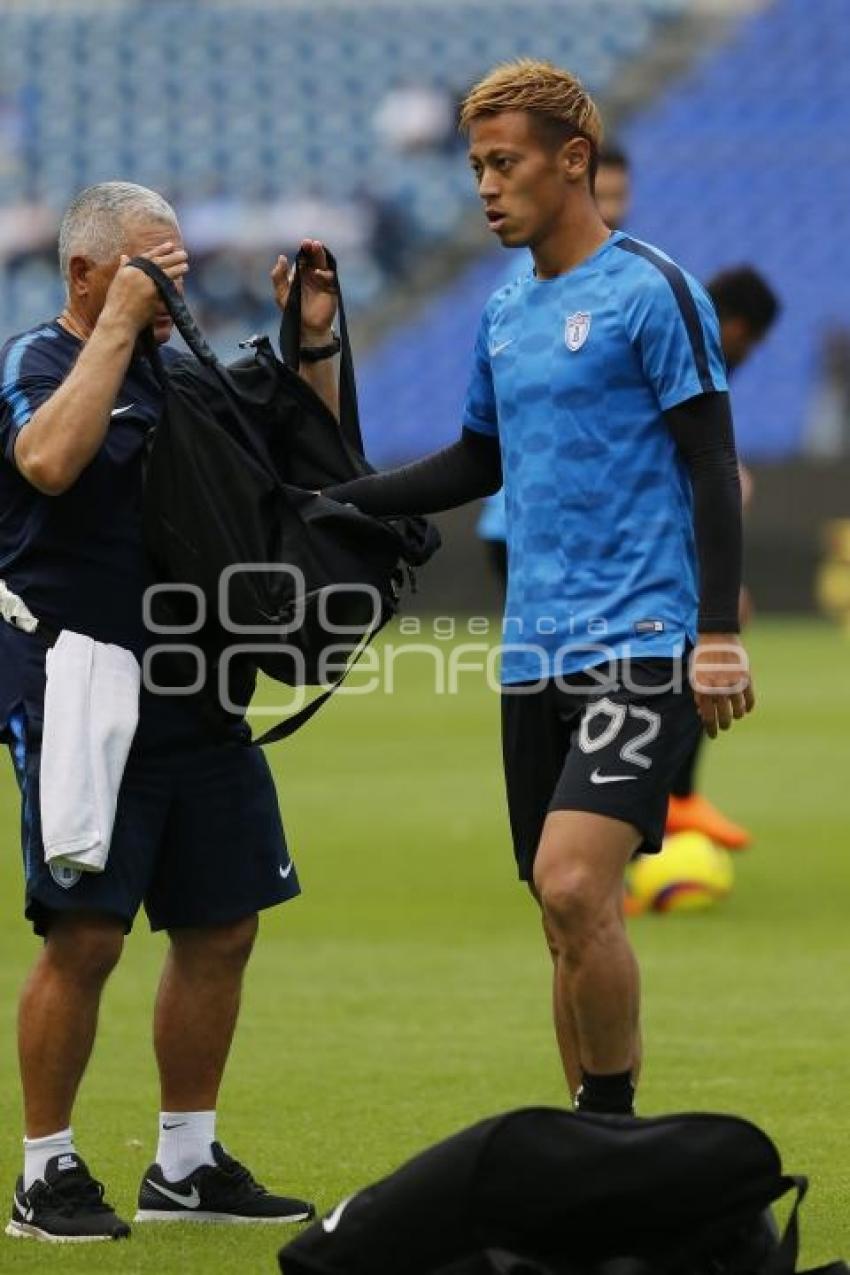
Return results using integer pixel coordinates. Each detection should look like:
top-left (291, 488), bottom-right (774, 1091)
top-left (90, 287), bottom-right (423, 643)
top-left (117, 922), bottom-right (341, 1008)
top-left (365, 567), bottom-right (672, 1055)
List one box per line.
top-left (23, 1128), bottom-right (75, 1190)
top-left (156, 1111), bottom-right (217, 1182)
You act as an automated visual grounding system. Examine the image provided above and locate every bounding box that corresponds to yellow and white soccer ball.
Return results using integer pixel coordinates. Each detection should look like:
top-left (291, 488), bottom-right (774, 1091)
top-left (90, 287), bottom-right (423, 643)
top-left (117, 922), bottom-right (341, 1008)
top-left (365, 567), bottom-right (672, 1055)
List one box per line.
top-left (626, 831), bottom-right (735, 914)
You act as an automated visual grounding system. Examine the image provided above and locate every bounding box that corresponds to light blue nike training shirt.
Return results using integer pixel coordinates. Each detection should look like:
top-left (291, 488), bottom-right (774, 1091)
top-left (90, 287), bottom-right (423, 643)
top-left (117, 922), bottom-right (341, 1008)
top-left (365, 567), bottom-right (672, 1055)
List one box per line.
top-left (462, 231), bottom-right (728, 686)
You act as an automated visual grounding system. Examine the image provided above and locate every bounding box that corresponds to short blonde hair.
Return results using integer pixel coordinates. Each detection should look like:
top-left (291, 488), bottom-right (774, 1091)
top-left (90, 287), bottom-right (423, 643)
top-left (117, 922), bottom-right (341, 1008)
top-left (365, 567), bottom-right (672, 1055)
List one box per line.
top-left (460, 58), bottom-right (603, 152)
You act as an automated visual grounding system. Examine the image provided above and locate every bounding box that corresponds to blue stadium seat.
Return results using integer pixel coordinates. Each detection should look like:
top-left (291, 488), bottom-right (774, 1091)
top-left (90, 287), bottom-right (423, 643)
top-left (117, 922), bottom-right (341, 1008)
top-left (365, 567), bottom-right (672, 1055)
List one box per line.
top-left (0, 0), bottom-right (686, 340)
top-left (358, 0), bottom-right (850, 461)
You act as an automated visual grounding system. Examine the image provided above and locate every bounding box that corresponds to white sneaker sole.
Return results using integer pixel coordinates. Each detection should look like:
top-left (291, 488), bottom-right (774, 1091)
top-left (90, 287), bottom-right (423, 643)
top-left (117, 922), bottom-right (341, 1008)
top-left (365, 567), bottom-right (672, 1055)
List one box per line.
top-left (5, 1220), bottom-right (117, 1243)
top-left (134, 1208), bottom-right (312, 1224)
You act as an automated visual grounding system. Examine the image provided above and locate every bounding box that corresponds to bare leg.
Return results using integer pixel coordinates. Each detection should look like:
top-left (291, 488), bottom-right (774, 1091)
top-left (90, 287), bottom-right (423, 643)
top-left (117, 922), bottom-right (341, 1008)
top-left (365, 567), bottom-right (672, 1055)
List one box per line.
top-left (533, 897), bottom-right (582, 1097)
top-left (18, 913), bottom-right (124, 1137)
top-left (533, 811), bottom-right (642, 1083)
top-left (154, 914), bottom-right (258, 1110)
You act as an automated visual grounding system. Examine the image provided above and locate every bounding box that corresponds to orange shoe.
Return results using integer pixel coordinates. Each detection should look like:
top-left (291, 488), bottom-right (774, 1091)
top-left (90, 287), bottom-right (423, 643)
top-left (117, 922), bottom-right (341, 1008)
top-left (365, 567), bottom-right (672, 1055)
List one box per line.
top-left (623, 889), bottom-right (645, 918)
top-left (666, 793), bottom-right (751, 851)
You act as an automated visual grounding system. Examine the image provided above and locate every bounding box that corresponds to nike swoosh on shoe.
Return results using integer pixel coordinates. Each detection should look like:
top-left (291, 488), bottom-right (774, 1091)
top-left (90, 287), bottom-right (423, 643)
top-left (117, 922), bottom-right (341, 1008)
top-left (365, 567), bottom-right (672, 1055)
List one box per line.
top-left (146, 1180), bottom-right (201, 1209)
top-left (13, 1193), bottom-right (34, 1223)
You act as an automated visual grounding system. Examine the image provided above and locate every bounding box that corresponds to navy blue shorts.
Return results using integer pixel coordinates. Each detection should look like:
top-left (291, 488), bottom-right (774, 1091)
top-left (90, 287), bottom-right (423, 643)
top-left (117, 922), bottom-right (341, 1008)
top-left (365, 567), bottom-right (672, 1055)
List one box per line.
top-left (501, 659), bottom-right (701, 881)
top-left (4, 700), bottom-right (300, 937)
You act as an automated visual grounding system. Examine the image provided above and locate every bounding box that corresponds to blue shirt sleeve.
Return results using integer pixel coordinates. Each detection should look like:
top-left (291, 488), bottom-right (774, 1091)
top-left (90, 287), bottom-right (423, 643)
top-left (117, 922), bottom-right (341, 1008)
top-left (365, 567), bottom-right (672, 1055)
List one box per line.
top-left (0, 331), bottom-right (63, 464)
top-left (621, 261), bottom-right (728, 411)
top-left (477, 487), bottom-right (507, 540)
top-left (461, 307), bottom-right (498, 437)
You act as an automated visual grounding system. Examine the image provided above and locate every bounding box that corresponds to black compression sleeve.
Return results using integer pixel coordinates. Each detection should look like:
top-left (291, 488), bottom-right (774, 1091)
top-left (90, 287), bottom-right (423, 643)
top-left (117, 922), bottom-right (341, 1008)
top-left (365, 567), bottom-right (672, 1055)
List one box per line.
top-left (664, 391), bottom-right (742, 633)
top-left (324, 427), bottom-right (502, 516)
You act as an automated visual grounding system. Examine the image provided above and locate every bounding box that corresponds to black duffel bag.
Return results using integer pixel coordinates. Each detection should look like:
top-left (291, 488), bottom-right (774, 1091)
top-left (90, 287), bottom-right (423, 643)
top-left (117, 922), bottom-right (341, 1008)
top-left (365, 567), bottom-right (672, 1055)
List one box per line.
top-left (279, 1107), bottom-right (847, 1275)
top-left (132, 250), bottom-right (439, 743)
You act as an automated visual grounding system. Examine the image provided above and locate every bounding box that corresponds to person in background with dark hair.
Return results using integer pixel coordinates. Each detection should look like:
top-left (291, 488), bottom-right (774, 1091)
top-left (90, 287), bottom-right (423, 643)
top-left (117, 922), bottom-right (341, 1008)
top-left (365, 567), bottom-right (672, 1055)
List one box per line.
top-left (593, 143), bottom-right (631, 235)
top-left (708, 266), bottom-right (780, 374)
top-left (477, 143), bottom-right (632, 577)
top-left (666, 265), bottom-right (780, 850)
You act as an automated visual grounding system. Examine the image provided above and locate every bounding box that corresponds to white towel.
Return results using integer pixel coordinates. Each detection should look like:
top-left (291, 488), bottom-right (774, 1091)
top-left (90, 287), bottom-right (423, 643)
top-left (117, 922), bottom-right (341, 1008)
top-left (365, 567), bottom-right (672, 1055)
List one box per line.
top-left (41, 630), bottom-right (140, 874)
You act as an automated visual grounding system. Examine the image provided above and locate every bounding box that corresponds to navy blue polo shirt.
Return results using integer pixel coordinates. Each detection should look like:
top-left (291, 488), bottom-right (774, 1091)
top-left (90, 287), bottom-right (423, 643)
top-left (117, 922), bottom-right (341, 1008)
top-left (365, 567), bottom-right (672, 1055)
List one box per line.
top-left (0, 320), bottom-right (178, 731)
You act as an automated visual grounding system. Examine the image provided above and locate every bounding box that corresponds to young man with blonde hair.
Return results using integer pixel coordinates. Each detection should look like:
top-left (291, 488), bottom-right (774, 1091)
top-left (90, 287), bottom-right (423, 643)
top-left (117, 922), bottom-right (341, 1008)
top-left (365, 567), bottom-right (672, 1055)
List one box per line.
top-left (328, 61), bottom-right (753, 1115)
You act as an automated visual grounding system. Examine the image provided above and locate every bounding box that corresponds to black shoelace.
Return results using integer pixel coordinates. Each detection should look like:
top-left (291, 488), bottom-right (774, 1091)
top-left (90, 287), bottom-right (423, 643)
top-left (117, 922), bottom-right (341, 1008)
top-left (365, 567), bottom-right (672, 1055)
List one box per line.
top-left (42, 1170), bottom-right (112, 1216)
top-left (218, 1156), bottom-right (269, 1198)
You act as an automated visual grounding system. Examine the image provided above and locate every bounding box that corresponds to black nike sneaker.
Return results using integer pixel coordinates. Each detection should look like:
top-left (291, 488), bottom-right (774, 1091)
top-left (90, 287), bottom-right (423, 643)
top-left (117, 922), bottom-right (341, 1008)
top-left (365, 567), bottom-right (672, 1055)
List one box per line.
top-left (6, 1153), bottom-right (131, 1242)
top-left (134, 1143), bottom-right (315, 1224)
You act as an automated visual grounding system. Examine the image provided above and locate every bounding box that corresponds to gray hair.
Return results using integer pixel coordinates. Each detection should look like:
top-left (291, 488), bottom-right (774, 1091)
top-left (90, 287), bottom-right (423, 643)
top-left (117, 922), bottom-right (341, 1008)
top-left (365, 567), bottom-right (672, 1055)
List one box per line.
top-left (58, 181), bottom-right (178, 283)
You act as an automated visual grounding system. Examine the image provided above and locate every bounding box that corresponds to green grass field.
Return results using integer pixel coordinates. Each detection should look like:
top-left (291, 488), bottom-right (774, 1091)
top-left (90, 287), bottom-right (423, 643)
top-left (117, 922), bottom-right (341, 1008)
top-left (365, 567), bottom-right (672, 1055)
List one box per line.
top-left (0, 618), bottom-right (848, 1273)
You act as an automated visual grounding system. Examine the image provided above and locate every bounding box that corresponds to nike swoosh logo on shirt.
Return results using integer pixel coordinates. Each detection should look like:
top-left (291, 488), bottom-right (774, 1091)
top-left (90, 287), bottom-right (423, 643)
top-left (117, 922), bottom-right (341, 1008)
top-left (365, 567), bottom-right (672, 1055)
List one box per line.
top-left (146, 1179), bottom-right (201, 1209)
top-left (489, 339), bottom-right (513, 357)
top-left (279, 861), bottom-right (294, 879)
top-left (322, 1196), bottom-right (353, 1234)
top-left (111, 404), bottom-right (134, 417)
top-left (590, 769), bottom-right (638, 785)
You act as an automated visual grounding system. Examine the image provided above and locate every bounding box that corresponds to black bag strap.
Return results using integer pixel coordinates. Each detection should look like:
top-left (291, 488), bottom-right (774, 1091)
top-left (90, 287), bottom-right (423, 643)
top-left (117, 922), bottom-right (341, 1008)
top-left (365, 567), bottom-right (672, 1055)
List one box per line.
top-left (278, 245), bottom-right (363, 455)
top-left (129, 257), bottom-right (296, 487)
top-left (129, 256), bottom-right (395, 744)
top-left (130, 254), bottom-right (361, 483)
top-left (762, 1176), bottom-right (850, 1275)
top-left (759, 1176), bottom-right (809, 1275)
top-left (144, 617), bottom-right (386, 750)
top-left (769, 1173), bottom-right (850, 1275)
top-left (252, 604), bottom-right (391, 746)
top-left (131, 261), bottom-right (219, 370)
top-left (251, 683), bottom-right (335, 746)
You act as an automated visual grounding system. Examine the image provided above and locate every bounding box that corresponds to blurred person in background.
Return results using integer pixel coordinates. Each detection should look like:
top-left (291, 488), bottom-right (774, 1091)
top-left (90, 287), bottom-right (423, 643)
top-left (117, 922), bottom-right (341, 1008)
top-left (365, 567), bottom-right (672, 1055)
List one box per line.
top-left (590, 142), bottom-right (631, 234)
top-left (325, 60), bottom-right (753, 1117)
top-left (803, 326), bottom-right (850, 458)
top-left (373, 80), bottom-right (458, 154)
top-left (0, 181), bottom-right (339, 1242)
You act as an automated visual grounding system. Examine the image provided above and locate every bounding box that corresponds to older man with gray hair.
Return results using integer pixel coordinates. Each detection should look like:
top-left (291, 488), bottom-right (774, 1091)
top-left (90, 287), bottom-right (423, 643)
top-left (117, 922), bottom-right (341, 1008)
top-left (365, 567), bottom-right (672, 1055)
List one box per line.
top-left (0, 182), bottom-right (341, 1242)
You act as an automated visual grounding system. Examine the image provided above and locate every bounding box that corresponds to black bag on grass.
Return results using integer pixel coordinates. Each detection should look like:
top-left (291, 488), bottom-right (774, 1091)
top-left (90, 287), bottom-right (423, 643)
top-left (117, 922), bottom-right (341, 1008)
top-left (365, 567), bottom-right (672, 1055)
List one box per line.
top-left (278, 1107), bottom-right (847, 1275)
top-left (133, 250), bottom-right (439, 743)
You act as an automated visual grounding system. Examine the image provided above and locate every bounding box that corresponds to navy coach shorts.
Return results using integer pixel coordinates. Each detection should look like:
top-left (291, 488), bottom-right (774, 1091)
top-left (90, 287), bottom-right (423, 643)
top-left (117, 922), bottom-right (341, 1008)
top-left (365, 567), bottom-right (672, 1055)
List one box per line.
top-left (4, 698), bottom-right (300, 938)
top-left (501, 658), bottom-right (701, 881)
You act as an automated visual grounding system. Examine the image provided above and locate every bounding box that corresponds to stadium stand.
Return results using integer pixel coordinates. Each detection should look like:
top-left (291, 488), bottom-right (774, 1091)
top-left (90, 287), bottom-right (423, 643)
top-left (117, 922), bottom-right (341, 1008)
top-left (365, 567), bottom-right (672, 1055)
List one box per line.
top-left (358, 0), bottom-right (850, 463)
top-left (0, 0), bottom-right (685, 349)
